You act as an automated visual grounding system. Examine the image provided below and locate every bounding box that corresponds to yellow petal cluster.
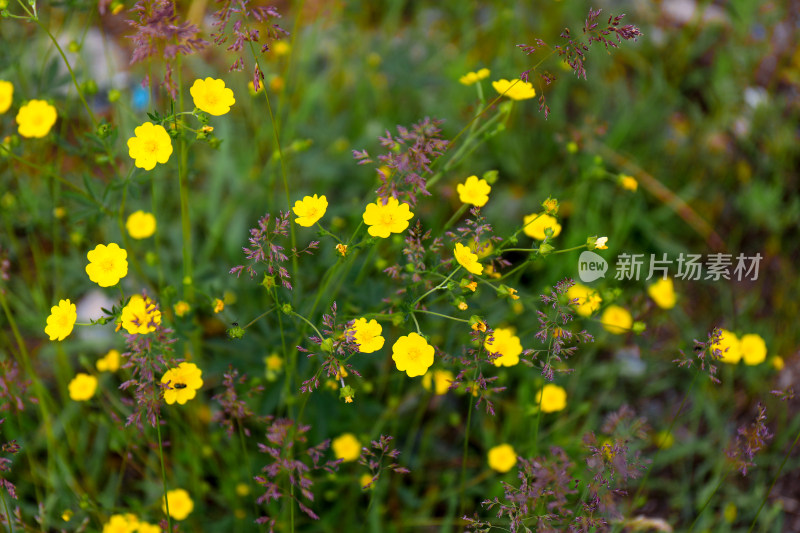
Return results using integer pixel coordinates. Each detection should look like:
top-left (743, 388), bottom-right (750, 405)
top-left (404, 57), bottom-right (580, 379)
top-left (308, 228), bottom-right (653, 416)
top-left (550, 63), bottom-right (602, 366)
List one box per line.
top-left (332, 433), bottom-right (361, 462)
top-left (523, 213), bottom-right (561, 240)
top-left (601, 305), bottom-right (633, 334)
top-left (422, 369), bottom-right (454, 395)
top-left (459, 68), bottom-right (490, 86)
top-left (348, 318), bottom-right (385, 353)
top-left (648, 278), bottom-right (676, 309)
top-left (16, 99), bottom-right (57, 138)
top-left (45, 299), bottom-right (77, 341)
top-left (566, 283), bottom-right (602, 317)
top-left (161, 362), bottom-right (203, 405)
top-left (127, 122), bottom-right (173, 171)
top-left (391, 332), bottom-right (434, 377)
top-left (492, 79), bottom-right (536, 100)
top-left (456, 175), bottom-right (491, 207)
top-left (487, 443), bottom-right (517, 473)
top-left (190, 77), bottom-right (236, 116)
top-left (68, 373), bottom-right (98, 401)
top-left (536, 383), bottom-right (567, 413)
top-left (484, 327), bottom-right (522, 367)
top-left (362, 197), bottom-right (414, 238)
top-left (96, 349), bottom-right (121, 372)
top-left (120, 295), bottom-right (162, 334)
top-left (292, 194), bottom-right (328, 227)
top-left (0, 81), bottom-right (13, 114)
top-left (454, 242), bottom-right (483, 275)
top-left (162, 488), bottom-right (194, 520)
top-left (125, 210), bottom-right (156, 239)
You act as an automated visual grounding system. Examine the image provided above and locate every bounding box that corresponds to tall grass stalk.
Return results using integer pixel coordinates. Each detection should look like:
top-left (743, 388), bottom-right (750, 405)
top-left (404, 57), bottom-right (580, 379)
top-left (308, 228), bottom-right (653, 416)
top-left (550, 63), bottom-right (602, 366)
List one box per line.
top-left (155, 412), bottom-right (173, 532)
top-left (748, 426), bottom-right (800, 532)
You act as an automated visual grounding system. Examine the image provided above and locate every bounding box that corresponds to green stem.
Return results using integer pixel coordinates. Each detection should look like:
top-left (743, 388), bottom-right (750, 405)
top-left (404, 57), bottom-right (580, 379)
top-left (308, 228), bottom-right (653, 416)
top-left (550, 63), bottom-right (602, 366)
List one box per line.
top-left (243, 307), bottom-right (277, 329)
top-left (175, 59), bottom-right (194, 303)
top-left (457, 363), bottom-right (480, 528)
top-left (442, 204), bottom-right (469, 232)
top-left (688, 469), bottom-right (729, 531)
top-left (0, 144), bottom-right (111, 215)
top-left (413, 309), bottom-right (470, 324)
top-left (412, 266), bottom-right (461, 308)
top-left (623, 371), bottom-right (699, 523)
top-left (155, 412), bottom-right (173, 532)
top-left (290, 311), bottom-right (323, 340)
top-left (237, 422), bottom-right (265, 532)
top-left (248, 41), bottom-right (298, 284)
top-left (34, 18), bottom-right (98, 128)
top-left (1, 486), bottom-right (13, 533)
top-left (748, 426), bottom-right (800, 532)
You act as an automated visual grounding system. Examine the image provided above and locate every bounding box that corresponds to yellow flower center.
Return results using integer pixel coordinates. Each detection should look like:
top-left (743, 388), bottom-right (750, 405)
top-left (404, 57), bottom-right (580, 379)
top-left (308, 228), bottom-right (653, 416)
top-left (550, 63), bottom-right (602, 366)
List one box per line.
top-left (205, 93), bottom-right (219, 106)
top-left (56, 314), bottom-right (70, 327)
top-left (406, 347), bottom-right (421, 362)
top-left (380, 213), bottom-right (394, 226)
top-left (144, 139), bottom-right (159, 154)
top-left (102, 259), bottom-right (115, 272)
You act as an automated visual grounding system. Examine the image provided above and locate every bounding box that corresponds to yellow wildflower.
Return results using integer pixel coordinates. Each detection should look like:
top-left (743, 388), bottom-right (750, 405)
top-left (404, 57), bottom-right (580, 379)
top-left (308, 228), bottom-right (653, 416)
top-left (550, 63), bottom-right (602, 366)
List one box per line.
top-left (713, 329), bottom-right (742, 364)
top-left (523, 213), bottom-right (562, 240)
top-left (162, 488), bottom-right (194, 520)
top-left (161, 363), bottom-right (203, 405)
top-left (0, 81), bottom-right (12, 113)
top-left (68, 373), bottom-right (98, 401)
top-left (487, 444), bottom-right (517, 473)
top-left (484, 327), bottom-right (522, 367)
top-left (536, 383), bottom-right (567, 413)
top-left (492, 79), bottom-right (536, 100)
top-left (601, 305), bottom-right (633, 334)
top-left (362, 197), bottom-right (414, 238)
top-left (332, 433), bottom-right (361, 462)
top-left (292, 194), bottom-right (328, 227)
top-left (392, 333), bottom-right (435, 377)
top-left (96, 349), bottom-right (121, 372)
top-left (740, 333), bottom-right (767, 365)
top-left (348, 318), bottom-right (385, 353)
top-left (566, 283), bottom-right (602, 317)
top-left (120, 295), bottom-right (162, 334)
top-left (174, 300), bottom-right (190, 317)
top-left (422, 369), bottom-right (454, 395)
top-left (456, 175), bottom-right (491, 207)
top-left (619, 174), bottom-right (638, 191)
top-left (190, 77), bottom-right (235, 116)
top-left (125, 210), bottom-right (156, 239)
top-left (16, 100), bottom-right (57, 138)
top-left (127, 122), bottom-right (172, 170)
top-left (45, 299), bottom-right (77, 341)
top-left (459, 68), bottom-right (490, 86)
top-left (454, 242), bottom-right (483, 275)
top-left (648, 278), bottom-right (676, 309)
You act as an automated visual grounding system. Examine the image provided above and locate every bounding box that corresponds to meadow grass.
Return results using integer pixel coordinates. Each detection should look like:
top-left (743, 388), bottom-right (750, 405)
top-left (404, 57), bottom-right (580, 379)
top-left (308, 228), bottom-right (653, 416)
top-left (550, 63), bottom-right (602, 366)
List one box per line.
top-left (1, 1), bottom-right (799, 532)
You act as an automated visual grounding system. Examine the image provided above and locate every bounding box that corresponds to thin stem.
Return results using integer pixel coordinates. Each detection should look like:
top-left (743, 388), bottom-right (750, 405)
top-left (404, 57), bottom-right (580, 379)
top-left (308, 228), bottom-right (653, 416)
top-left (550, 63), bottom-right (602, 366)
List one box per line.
top-left (176, 58), bottom-right (194, 302)
top-left (625, 371), bottom-right (699, 521)
top-left (413, 309), bottom-right (470, 324)
top-left (290, 311), bottom-right (323, 340)
top-left (1, 487), bottom-right (13, 533)
top-left (0, 144), bottom-right (111, 215)
top-left (457, 363), bottom-right (480, 528)
top-left (688, 469), bottom-right (729, 531)
top-left (748, 426), bottom-right (800, 532)
top-left (412, 266), bottom-right (461, 308)
top-left (237, 422), bottom-right (265, 532)
top-left (248, 41), bottom-right (298, 283)
top-left (155, 413), bottom-right (173, 532)
top-left (243, 307), bottom-right (277, 329)
top-left (34, 19), bottom-right (98, 128)
top-left (409, 312), bottom-right (422, 335)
